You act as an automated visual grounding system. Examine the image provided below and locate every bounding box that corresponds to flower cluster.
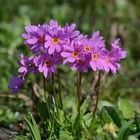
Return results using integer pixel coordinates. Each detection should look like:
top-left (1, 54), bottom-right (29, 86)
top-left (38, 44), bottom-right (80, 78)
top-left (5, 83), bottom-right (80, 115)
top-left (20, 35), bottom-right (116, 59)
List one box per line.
top-left (9, 20), bottom-right (126, 93)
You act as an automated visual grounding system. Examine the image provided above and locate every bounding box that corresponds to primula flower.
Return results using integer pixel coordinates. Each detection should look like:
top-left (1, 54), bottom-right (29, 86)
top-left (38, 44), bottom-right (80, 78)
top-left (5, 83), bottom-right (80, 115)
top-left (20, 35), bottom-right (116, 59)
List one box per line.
top-left (70, 56), bottom-right (90, 72)
top-left (34, 53), bottom-right (61, 78)
top-left (102, 39), bottom-right (127, 74)
top-left (101, 50), bottom-right (120, 74)
top-left (22, 24), bottom-right (47, 53)
top-left (64, 23), bottom-right (80, 39)
top-left (89, 47), bottom-right (105, 71)
top-left (9, 20), bottom-right (127, 93)
top-left (90, 31), bottom-right (105, 48)
top-left (45, 27), bottom-right (67, 54)
top-left (8, 76), bottom-right (24, 93)
top-left (61, 41), bottom-right (84, 64)
top-left (18, 54), bottom-right (38, 76)
top-left (82, 39), bottom-right (94, 54)
top-left (48, 20), bottom-right (60, 29)
top-left (111, 39), bottom-right (127, 60)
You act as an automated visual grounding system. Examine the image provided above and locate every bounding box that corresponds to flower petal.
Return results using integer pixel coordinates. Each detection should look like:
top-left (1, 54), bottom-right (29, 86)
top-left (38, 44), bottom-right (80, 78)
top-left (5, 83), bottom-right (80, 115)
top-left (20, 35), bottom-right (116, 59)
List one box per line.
top-left (61, 52), bottom-right (71, 57)
top-left (27, 38), bottom-right (38, 44)
top-left (90, 61), bottom-right (97, 71)
top-left (48, 45), bottom-right (55, 54)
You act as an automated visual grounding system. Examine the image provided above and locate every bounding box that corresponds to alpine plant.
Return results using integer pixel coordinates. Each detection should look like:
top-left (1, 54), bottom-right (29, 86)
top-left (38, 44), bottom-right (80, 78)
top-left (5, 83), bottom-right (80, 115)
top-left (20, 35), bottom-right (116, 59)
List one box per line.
top-left (9, 20), bottom-right (126, 93)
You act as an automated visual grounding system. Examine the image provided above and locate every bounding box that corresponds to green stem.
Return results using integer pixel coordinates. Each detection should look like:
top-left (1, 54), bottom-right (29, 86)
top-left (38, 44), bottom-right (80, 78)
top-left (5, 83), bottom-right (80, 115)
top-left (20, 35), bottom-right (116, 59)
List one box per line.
top-left (52, 74), bottom-right (59, 119)
top-left (76, 72), bottom-right (82, 140)
top-left (90, 71), bottom-right (101, 128)
top-left (43, 76), bottom-right (50, 117)
top-left (58, 72), bottom-right (63, 110)
top-left (77, 72), bottom-right (82, 117)
top-left (48, 106), bottom-right (55, 140)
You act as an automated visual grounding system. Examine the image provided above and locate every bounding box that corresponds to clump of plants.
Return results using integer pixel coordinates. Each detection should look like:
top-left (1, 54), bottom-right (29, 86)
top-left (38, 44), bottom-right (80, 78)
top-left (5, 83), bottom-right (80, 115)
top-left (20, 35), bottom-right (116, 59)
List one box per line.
top-left (9, 20), bottom-right (139, 140)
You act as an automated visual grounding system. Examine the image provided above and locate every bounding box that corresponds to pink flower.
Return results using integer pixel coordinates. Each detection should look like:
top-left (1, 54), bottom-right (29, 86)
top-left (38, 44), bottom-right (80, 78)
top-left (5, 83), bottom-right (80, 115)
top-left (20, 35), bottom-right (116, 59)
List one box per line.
top-left (61, 41), bottom-right (84, 64)
top-left (102, 39), bottom-right (127, 74)
top-left (34, 53), bottom-right (61, 78)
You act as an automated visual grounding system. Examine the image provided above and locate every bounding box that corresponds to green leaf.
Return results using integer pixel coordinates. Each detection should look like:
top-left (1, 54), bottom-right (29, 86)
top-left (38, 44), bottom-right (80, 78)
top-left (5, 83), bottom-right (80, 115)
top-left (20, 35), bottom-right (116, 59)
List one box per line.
top-left (117, 120), bottom-right (134, 140)
top-left (82, 113), bottom-right (92, 128)
top-left (104, 106), bottom-right (122, 127)
top-left (128, 135), bottom-right (138, 140)
top-left (25, 117), bottom-right (37, 140)
top-left (29, 113), bottom-right (41, 140)
top-left (80, 99), bottom-right (89, 116)
top-left (59, 129), bottom-right (74, 140)
top-left (25, 113), bottom-right (41, 140)
top-left (58, 109), bottom-right (65, 126)
top-left (98, 100), bottom-right (113, 111)
top-left (38, 101), bottom-right (50, 121)
top-left (118, 98), bottom-right (135, 119)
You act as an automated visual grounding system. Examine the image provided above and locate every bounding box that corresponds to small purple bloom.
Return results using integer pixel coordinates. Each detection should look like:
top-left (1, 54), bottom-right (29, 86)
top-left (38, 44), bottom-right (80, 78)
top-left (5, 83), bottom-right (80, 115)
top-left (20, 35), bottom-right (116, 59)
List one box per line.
top-left (64, 23), bottom-right (80, 39)
top-left (82, 39), bottom-right (94, 54)
top-left (22, 24), bottom-right (48, 53)
top-left (34, 53), bottom-right (61, 78)
top-left (61, 41), bottom-right (84, 64)
top-left (70, 56), bottom-right (90, 72)
top-left (90, 31), bottom-right (105, 48)
top-left (8, 76), bottom-right (24, 93)
top-left (102, 39), bottom-right (127, 74)
top-left (49, 20), bottom-right (60, 29)
top-left (18, 54), bottom-right (38, 76)
top-left (45, 27), bottom-right (67, 54)
top-left (89, 47), bottom-right (105, 71)
top-left (111, 39), bottom-right (127, 60)
top-left (101, 50), bottom-right (120, 74)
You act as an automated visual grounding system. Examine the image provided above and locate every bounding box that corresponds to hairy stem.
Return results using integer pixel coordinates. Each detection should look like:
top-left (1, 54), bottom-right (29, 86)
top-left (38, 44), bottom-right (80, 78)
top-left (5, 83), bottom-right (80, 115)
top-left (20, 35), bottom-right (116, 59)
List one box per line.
top-left (76, 72), bottom-right (82, 140)
top-left (58, 72), bottom-right (63, 110)
top-left (52, 74), bottom-right (59, 119)
top-left (43, 76), bottom-right (50, 117)
top-left (48, 106), bottom-right (55, 140)
top-left (90, 71), bottom-right (101, 128)
top-left (77, 72), bottom-right (82, 117)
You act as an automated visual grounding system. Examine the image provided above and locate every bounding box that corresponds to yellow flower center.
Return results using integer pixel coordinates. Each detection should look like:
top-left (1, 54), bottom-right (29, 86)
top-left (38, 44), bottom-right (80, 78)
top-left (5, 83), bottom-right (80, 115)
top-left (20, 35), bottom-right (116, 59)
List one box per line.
top-left (52, 37), bottom-right (59, 44)
top-left (84, 45), bottom-right (90, 52)
top-left (44, 59), bottom-right (50, 66)
top-left (39, 36), bottom-right (45, 44)
top-left (77, 60), bottom-right (83, 65)
top-left (72, 51), bottom-right (78, 58)
top-left (105, 58), bottom-right (109, 63)
top-left (92, 53), bottom-right (98, 61)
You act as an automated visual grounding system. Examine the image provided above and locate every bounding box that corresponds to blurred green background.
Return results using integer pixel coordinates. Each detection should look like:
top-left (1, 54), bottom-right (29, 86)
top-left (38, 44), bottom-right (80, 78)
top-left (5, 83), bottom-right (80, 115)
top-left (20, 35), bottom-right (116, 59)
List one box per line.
top-left (0, 0), bottom-right (140, 119)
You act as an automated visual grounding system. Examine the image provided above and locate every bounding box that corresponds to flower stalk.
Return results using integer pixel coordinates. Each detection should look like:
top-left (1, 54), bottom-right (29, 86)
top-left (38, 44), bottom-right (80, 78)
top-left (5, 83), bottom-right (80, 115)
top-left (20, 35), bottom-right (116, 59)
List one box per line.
top-left (77, 72), bottom-right (82, 119)
top-left (57, 71), bottom-right (63, 110)
top-left (43, 76), bottom-right (50, 117)
top-left (75, 72), bottom-right (82, 139)
top-left (52, 74), bottom-right (59, 119)
top-left (90, 71), bottom-right (101, 128)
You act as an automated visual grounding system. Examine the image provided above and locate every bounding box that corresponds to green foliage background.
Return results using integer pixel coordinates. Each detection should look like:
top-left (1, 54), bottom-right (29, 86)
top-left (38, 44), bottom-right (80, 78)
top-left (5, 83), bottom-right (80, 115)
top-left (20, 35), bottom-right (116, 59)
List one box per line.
top-left (0, 0), bottom-right (140, 139)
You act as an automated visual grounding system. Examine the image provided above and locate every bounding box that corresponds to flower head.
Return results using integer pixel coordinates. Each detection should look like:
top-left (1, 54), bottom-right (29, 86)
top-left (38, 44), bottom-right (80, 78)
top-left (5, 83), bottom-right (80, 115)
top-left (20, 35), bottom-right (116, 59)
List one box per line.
top-left (61, 41), bottom-right (84, 64)
top-left (111, 39), bottom-right (127, 60)
top-left (64, 23), bottom-right (80, 39)
top-left (45, 27), bottom-right (67, 54)
top-left (8, 76), bottom-right (24, 93)
top-left (89, 46), bottom-right (105, 71)
top-left (70, 56), bottom-right (90, 72)
top-left (49, 20), bottom-right (60, 29)
top-left (18, 54), bottom-right (38, 77)
top-left (22, 24), bottom-right (48, 54)
top-left (90, 31), bottom-right (105, 48)
top-left (34, 53), bottom-right (61, 78)
top-left (102, 39), bottom-right (127, 74)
